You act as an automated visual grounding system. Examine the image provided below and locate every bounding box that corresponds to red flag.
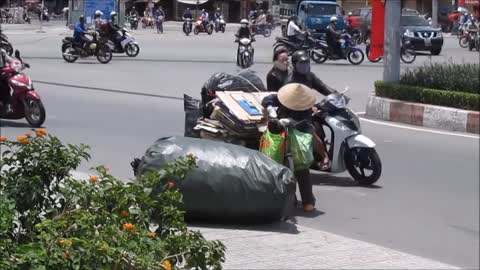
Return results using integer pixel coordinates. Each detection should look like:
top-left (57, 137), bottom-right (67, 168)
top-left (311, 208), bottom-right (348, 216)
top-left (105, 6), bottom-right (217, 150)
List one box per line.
top-left (368, 0), bottom-right (385, 61)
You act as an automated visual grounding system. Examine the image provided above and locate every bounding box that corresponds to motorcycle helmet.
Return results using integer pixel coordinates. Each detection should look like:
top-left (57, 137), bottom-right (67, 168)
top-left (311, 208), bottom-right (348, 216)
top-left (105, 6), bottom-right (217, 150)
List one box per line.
top-left (110, 11), bottom-right (117, 19)
top-left (95, 10), bottom-right (103, 16)
top-left (348, 11), bottom-right (353, 16)
top-left (240, 19), bottom-right (248, 27)
top-left (330, 16), bottom-right (338, 22)
top-left (292, 50), bottom-right (311, 75)
top-left (79, 15), bottom-right (85, 24)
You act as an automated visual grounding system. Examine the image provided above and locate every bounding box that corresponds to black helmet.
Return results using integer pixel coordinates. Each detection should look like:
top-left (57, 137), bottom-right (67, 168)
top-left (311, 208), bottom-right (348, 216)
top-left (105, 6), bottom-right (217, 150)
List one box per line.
top-left (79, 15), bottom-right (85, 24)
top-left (292, 50), bottom-right (309, 65)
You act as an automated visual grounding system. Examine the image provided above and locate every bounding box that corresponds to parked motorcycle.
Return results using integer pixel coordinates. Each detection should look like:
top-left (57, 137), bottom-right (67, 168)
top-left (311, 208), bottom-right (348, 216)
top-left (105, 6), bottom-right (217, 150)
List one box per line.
top-left (141, 16), bottom-right (154, 28)
top-left (215, 15), bottom-right (226, 33)
top-left (183, 18), bottom-right (193, 36)
top-left (194, 17), bottom-right (213, 35)
top-left (0, 50), bottom-right (46, 127)
top-left (236, 37), bottom-right (255, 69)
top-left (0, 32), bottom-right (13, 56)
top-left (129, 15), bottom-right (139, 30)
top-left (104, 28), bottom-right (140, 57)
top-left (61, 31), bottom-right (113, 64)
top-left (310, 33), bottom-right (365, 65)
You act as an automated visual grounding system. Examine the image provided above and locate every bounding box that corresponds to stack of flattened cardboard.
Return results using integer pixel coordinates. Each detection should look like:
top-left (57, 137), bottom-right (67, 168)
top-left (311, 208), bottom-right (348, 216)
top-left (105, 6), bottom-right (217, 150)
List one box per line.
top-left (195, 91), bottom-right (276, 139)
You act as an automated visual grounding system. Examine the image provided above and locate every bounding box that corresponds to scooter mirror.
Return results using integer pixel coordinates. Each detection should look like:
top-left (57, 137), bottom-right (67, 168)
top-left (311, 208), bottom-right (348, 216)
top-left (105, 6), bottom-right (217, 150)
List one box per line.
top-left (342, 86), bottom-right (349, 94)
top-left (14, 50), bottom-right (20, 59)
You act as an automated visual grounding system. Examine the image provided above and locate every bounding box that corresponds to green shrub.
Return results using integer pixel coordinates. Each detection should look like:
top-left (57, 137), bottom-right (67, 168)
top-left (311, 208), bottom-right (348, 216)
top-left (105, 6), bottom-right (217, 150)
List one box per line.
top-left (375, 81), bottom-right (480, 111)
top-left (400, 63), bottom-right (479, 94)
top-left (0, 130), bottom-right (226, 270)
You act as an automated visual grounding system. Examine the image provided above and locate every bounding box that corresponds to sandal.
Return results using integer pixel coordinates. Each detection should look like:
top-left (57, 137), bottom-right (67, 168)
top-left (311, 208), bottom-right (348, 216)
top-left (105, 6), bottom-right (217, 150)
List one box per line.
top-left (319, 159), bottom-right (331, 171)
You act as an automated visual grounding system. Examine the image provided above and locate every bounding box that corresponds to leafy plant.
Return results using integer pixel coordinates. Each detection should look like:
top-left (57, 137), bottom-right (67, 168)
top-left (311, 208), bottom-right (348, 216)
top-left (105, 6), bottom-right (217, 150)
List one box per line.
top-left (400, 63), bottom-right (479, 94)
top-left (0, 131), bottom-right (226, 269)
top-left (375, 80), bottom-right (480, 111)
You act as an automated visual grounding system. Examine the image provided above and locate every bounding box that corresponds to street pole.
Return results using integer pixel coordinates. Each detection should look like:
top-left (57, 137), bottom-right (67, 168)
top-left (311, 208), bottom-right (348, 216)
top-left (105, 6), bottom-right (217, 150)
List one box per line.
top-left (382, 0), bottom-right (401, 83)
top-left (432, 0), bottom-right (438, 28)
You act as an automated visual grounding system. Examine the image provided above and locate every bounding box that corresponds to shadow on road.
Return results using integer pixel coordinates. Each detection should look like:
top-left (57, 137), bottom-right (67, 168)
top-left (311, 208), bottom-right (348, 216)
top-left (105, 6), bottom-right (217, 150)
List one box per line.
top-left (188, 220), bottom-right (301, 235)
top-left (0, 120), bottom-right (32, 128)
top-left (310, 172), bottom-right (383, 189)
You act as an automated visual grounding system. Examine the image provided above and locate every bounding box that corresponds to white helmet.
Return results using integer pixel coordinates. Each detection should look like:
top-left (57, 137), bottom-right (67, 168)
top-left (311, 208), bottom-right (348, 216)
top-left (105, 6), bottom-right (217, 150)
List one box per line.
top-left (330, 16), bottom-right (338, 22)
top-left (95, 10), bottom-right (103, 16)
top-left (348, 12), bottom-right (352, 16)
top-left (110, 11), bottom-right (117, 17)
top-left (240, 19), bottom-right (248, 24)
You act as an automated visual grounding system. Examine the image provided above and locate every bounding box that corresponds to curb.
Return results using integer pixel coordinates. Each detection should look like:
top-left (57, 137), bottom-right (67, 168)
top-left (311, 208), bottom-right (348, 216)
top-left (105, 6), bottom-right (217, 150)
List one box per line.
top-left (366, 95), bottom-right (480, 134)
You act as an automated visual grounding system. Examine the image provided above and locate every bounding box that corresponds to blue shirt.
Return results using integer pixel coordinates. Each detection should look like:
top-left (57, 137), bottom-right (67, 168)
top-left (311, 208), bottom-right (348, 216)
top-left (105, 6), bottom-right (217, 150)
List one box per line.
top-left (73, 22), bottom-right (86, 40)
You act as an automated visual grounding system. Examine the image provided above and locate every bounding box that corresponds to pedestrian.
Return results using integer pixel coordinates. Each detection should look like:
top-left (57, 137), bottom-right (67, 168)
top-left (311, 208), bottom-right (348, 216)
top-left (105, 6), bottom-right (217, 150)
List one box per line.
top-left (267, 48), bottom-right (290, 92)
top-left (261, 83), bottom-right (318, 212)
top-left (154, 6), bottom-right (165, 34)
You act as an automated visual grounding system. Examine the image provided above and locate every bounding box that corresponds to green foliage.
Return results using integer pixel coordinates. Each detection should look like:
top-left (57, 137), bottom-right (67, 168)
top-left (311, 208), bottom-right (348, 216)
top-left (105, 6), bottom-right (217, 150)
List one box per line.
top-left (400, 63), bottom-right (479, 94)
top-left (375, 81), bottom-right (480, 111)
top-left (0, 130), bottom-right (226, 270)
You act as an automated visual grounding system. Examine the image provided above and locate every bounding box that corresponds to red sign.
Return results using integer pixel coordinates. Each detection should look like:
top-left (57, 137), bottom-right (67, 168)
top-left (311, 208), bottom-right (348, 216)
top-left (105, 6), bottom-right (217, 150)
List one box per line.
top-left (465, 0), bottom-right (480, 6)
top-left (368, 0), bottom-right (385, 61)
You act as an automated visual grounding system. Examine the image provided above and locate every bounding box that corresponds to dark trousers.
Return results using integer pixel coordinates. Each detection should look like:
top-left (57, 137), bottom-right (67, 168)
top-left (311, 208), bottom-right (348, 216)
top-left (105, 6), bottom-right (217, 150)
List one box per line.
top-left (288, 35), bottom-right (302, 45)
top-left (329, 40), bottom-right (343, 58)
top-left (295, 169), bottom-right (315, 206)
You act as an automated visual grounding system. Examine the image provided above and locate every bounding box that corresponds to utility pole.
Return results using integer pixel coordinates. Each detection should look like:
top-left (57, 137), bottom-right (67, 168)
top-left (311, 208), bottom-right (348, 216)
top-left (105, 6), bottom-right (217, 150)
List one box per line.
top-left (37, 0), bottom-right (46, 33)
top-left (432, 0), bottom-right (438, 28)
top-left (382, 0), bottom-right (401, 82)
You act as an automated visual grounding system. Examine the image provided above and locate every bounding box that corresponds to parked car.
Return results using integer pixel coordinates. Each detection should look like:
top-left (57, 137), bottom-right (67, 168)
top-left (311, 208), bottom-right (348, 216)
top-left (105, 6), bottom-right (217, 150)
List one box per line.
top-left (401, 15), bottom-right (443, 55)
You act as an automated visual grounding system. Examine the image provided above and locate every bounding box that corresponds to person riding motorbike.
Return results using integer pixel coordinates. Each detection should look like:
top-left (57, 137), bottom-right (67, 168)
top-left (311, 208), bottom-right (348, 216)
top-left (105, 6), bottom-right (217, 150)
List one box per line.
top-left (107, 12), bottom-right (122, 48)
top-left (73, 15), bottom-right (91, 49)
top-left (235, 19), bottom-right (255, 66)
top-left (326, 16), bottom-right (343, 58)
top-left (0, 47), bottom-right (13, 113)
top-left (93, 10), bottom-right (104, 31)
top-left (129, 6), bottom-right (139, 18)
top-left (287, 15), bottom-right (305, 45)
top-left (288, 50), bottom-right (335, 170)
top-left (200, 9), bottom-right (210, 30)
top-left (183, 8), bottom-right (192, 19)
top-left (214, 7), bottom-right (222, 30)
top-left (261, 83), bottom-right (318, 212)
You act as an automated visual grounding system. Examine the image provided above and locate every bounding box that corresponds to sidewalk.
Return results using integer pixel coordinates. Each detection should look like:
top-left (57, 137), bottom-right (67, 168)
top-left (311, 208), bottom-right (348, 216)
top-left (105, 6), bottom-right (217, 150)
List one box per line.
top-left (191, 223), bottom-right (460, 269)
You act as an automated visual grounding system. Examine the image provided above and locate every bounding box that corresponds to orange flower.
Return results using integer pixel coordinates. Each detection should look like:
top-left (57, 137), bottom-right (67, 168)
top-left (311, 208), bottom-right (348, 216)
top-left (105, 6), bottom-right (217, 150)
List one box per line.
top-left (147, 231), bottom-right (156, 238)
top-left (103, 165), bottom-right (110, 171)
top-left (88, 175), bottom-right (98, 183)
top-left (0, 136), bottom-right (7, 142)
top-left (63, 252), bottom-right (71, 259)
top-left (24, 132), bottom-right (31, 137)
top-left (123, 223), bottom-right (135, 231)
top-left (120, 210), bottom-right (129, 217)
top-left (35, 129), bottom-right (47, 137)
top-left (16, 136), bottom-right (29, 145)
top-left (162, 260), bottom-right (172, 270)
top-left (167, 181), bottom-right (175, 188)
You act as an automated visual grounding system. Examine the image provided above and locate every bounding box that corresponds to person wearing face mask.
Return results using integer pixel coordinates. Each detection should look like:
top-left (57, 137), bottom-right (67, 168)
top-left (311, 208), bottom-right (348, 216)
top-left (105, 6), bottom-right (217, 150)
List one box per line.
top-left (267, 48), bottom-right (290, 92)
top-left (235, 19), bottom-right (255, 66)
top-left (288, 50), bottom-right (335, 170)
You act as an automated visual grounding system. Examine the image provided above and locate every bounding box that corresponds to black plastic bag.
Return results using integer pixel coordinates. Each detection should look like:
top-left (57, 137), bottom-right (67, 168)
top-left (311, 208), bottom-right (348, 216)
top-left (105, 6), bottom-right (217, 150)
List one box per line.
top-left (135, 136), bottom-right (295, 222)
top-left (183, 94), bottom-right (202, 138)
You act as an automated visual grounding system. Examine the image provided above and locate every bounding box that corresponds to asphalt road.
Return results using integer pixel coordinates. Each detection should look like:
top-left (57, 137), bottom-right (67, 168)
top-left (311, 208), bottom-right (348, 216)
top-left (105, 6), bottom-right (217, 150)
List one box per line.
top-left (1, 24), bottom-right (479, 269)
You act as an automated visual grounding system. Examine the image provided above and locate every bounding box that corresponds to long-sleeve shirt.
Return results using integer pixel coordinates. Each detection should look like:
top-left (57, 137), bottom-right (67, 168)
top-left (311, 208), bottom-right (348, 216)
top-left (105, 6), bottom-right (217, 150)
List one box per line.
top-left (288, 72), bottom-right (335, 96)
top-left (261, 94), bottom-right (313, 121)
top-left (73, 22), bottom-right (86, 40)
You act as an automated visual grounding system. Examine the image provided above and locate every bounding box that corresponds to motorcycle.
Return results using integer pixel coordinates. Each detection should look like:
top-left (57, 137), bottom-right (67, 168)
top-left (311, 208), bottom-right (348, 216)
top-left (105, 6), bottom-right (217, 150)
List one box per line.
top-left (104, 28), bottom-right (140, 57)
top-left (215, 15), bottom-right (226, 33)
top-left (61, 31), bottom-right (113, 64)
top-left (310, 32), bottom-right (365, 65)
top-left (365, 34), bottom-right (416, 64)
top-left (236, 37), bottom-right (255, 69)
top-left (183, 18), bottom-right (193, 36)
top-left (468, 29), bottom-right (480, 51)
top-left (141, 16), bottom-right (154, 28)
top-left (129, 15), bottom-right (139, 30)
top-left (273, 32), bottom-right (319, 56)
top-left (194, 17), bottom-right (213, 35)
top-left (254, 23), bottom-right (272, 37)
top-left (0, 50), bottom-right (46, 127)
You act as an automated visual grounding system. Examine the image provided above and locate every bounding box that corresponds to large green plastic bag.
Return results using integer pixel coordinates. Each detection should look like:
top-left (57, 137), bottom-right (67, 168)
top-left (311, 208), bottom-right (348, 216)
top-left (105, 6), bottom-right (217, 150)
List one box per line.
top-left (259, 129), bottom-right (286, 163)
top-left (134, 136), bottom-right (296, 222)
top-left (289, 129), bottom-right (314, 171)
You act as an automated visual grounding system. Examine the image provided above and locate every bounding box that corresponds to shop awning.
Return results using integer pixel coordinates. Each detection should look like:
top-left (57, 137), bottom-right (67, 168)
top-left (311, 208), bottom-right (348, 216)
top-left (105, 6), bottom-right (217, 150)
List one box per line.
top-left (176, 0), bottom-right (210, 5)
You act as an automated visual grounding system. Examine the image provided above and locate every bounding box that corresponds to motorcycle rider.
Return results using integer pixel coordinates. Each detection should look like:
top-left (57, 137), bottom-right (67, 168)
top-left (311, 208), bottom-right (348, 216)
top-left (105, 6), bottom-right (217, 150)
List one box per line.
top-left (0, 47), bottom-right (13, 113)
top-left (200, 9), bottom-right (210, 30)
top-left (235, 19), bottom-right (255, 66)
top-left (214, 8), bottom-right (222, 31)
top-left (154, 6), bottom-right (165, 34)
top-left (93, 10), bottom-right (104, 31)
top-left (326, 16), bottom-right (343, 58)
top-left (183, 8), bottom-right (193, 31)
top-left (287, 15), bottom-right (305, 45)
top-left (129, 6), bottom-right (139, 18)
top-left (288, 50), bottom-right (335, 170)
top-left (73, 15), bottom-right (91, 49)
top-left (107, 12), bottom-right (122, 49)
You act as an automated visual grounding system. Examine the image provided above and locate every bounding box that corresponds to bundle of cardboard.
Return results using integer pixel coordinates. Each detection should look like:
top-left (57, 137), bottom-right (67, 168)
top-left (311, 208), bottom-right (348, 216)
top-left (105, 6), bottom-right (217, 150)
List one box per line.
top-left (194, 91), bottom-right (275, 140)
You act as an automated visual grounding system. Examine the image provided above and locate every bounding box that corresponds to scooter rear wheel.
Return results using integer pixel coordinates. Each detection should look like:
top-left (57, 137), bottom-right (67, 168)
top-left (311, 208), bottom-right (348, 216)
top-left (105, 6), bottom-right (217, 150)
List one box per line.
top-left (62, 47), bottom-right (78, 63)
top-left (24, 98), bottom-right (46, 128)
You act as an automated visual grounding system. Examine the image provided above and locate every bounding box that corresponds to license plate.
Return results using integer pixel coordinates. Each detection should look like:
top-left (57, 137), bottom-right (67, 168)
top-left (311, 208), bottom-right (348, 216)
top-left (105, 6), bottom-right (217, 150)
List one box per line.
top-left (424, 38), bottom-right (432, 46)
